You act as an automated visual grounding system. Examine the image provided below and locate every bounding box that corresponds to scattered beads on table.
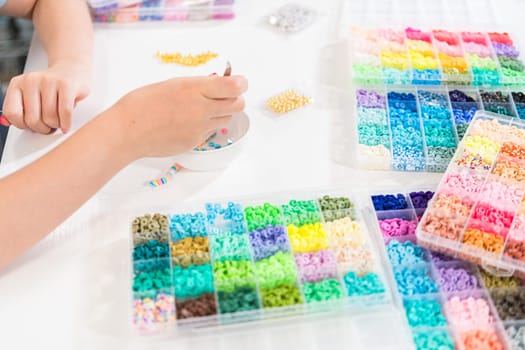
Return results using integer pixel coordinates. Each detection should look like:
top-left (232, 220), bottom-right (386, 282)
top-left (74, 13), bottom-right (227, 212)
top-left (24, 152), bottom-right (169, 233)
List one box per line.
top-left (148, 163), bottom-right (183, 188)
top-left (266, 3), bottom-right (317, 33)
top-left (155, 51), bottom-right (218, 66)
top-left (266, 89), bottom-right (312, 114)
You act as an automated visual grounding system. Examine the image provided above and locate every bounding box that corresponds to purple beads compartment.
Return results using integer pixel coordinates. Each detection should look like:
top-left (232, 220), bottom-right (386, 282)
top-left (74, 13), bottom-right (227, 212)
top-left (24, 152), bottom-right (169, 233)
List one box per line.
top-left (249, 225), bottom-right (290, 260)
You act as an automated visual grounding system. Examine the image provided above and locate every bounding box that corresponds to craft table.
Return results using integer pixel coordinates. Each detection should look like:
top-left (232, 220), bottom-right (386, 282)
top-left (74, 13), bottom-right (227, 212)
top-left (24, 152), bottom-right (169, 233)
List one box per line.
top-left (0, 0), bottom-right (523, 349)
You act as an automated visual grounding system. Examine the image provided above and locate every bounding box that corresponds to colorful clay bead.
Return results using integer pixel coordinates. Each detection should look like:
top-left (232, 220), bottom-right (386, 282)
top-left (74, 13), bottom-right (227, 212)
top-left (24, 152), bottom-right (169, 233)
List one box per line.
top-left (412, 330), bottom-right (455, 350)
top-left (394, 265), bottom-right (438, 296)
top-left (282, 199), bottom-right (321, 226)
top-left (248, 225), bottom-right (289, 260)
top-left (437, 265), bottom-right (479, 292)
top-left (133, 293), bottom-right (175, 328)
top-left (172, 263), bottom-right (214, 299)
top-left (255, 252), bottom-right (298, 289)
top-left (295, 250), bottom-right (337, 283)
top-left (489, 288), bottom-right (525, 321)
top-left (371, 193), bottom-right (408, 210)
top-left (302, 278), bottom-right (343, 303)
top-left (176, 293), bottom-right (217, 319)
top-left (217, 286), bottom-right (260, 314)
top-left (287, 222), bottom-right (328, 253)
top-left (260, 284), bottom-right (303, 308)
top-left (386, 240), bottom-right (426, 265)
top-left (244, 203), bottom-right (282, 231)
top-left (343, 271), bottom-right (385, 296)
top-left (169, 212), bottom-right (207, 241)
top-left (403, 298), bottom-right (447, 327)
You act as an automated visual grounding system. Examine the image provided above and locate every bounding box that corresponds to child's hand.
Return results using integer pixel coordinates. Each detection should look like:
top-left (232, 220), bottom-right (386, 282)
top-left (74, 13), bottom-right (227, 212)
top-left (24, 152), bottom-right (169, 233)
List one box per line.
top-left (107, 75), bottom-right (248, 161)
top-left (2, 60), bottom-right (91, 134)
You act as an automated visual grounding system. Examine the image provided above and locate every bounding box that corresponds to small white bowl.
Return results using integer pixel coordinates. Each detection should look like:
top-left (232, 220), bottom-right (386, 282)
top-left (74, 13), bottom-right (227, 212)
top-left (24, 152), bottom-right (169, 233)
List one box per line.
top-left (173, 111), bottom-right (250, 171)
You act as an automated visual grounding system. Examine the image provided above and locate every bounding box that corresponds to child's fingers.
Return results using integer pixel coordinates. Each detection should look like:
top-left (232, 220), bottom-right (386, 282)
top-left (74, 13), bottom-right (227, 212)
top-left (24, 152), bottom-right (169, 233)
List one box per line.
top-left (201, 76), bottom-right (248, 100)
top-left (58, 81), bottom-right (74, 133)
top-left (22, 85), bottom-right (52, 134)
top-left (208, 96), bottom-right (245, 117)
top-left (41, 85), bottom-right (60, 130)
top-left (2, 85), bottom-right (27, 129)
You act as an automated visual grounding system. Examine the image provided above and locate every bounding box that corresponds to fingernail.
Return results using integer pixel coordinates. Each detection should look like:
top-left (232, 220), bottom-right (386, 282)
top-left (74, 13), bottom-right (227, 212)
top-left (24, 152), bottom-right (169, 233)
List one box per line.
top-left (61, 128), bottom-right (69, 134)
top-left (209, 73), bottom-right (218, 76)
top-left (0, 116), bottom-right (10, 127)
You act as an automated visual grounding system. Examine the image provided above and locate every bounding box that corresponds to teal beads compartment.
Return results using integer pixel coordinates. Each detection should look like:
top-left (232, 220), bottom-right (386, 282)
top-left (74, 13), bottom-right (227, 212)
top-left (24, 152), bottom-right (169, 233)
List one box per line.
top-left (169, 212), bottom-right (208, 241)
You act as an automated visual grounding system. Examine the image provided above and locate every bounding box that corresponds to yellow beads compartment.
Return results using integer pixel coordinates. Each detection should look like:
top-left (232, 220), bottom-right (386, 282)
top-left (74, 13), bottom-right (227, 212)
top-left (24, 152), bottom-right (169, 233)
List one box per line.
top-left (155, 51), bottom-right (218, 66)
top-left (287, 223), bottom-right (328, 253)
top-left (266, 89), bottom-right (312, 114)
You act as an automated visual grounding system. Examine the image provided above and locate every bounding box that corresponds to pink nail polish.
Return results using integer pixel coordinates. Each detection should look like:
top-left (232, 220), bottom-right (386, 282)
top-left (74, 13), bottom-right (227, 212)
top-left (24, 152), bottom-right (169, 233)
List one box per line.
top-left (0, 116), bottom-right (10, 127)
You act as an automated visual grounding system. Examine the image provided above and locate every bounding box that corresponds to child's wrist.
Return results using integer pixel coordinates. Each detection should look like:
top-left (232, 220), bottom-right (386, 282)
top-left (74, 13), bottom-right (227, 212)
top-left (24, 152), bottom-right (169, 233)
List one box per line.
top-left (91, 107), bottom-right (139, 167)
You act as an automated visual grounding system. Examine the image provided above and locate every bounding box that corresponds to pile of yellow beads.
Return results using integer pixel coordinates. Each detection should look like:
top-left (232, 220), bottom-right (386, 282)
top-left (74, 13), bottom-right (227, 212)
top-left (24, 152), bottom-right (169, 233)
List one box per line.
top-left (155, 51), bottom-right (219, 66)
top-left (266, 89), bottom-right (312, 114)
top-left (287, 223), bottom-right (328, 253)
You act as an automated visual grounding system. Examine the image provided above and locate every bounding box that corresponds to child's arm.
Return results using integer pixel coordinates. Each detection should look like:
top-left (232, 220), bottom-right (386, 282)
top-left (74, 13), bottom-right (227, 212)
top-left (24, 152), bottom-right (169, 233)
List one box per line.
top-left (1, 0), bottom-right (93, 134)
top-left (0, 75), bottom-right (248, 270)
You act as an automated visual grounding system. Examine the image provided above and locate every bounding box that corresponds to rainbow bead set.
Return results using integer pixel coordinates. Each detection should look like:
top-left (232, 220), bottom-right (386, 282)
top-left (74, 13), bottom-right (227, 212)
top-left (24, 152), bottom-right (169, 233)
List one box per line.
top-left (417, 111), bottom-right (525, 278)
top-left (88, 0), bottom-right (235, 23)
top-left (130, 192), bottom-right (392, 333)
top-left (351, 28), bottom-right (525, 86)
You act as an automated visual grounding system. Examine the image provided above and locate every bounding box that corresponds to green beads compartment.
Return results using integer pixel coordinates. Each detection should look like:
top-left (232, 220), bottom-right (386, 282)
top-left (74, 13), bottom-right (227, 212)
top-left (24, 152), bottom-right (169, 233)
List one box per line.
top-left (282, 200), bottom-right (321, 226)
top-left (261, 284), bottom-right (303, 308)
top-left (244, 203), bottom-right (283, 231)
top-left (255, 252), bottom-right (298, 289)
top-left (302, 279), bottom-right (344, 303)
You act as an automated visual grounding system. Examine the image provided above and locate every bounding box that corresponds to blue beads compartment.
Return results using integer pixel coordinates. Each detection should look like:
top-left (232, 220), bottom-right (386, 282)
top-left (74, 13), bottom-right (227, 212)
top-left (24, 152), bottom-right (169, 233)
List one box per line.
top-left (355, 86), bottom-right (525, 172)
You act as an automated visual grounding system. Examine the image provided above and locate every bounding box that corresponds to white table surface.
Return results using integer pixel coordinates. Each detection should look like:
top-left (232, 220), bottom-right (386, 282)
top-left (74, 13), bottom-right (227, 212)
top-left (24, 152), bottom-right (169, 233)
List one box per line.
top-left (1, 0), bottom-right (524, 349)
